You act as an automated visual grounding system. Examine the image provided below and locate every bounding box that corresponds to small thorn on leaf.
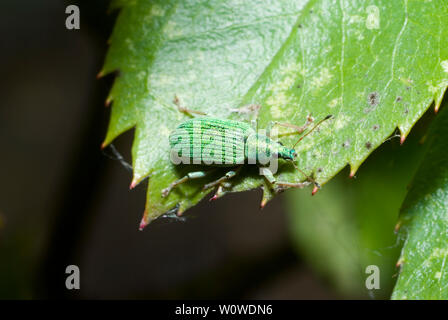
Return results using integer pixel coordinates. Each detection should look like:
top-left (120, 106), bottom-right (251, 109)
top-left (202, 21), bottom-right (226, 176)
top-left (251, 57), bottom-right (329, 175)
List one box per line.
top-left (100, 141), bottom-right (108, 150)
top-left (96, 70), bottom-right (104, 79)
top-left (105, 98), bottom-right (112, 107)
top-left (139, 216), bottom-right (148, 231)
top-left (349, 170), bottom-right (356, 178)
top-left (400, 135), bottom-right (406, 145)
top-left (129, 180), bottom-right (138, 190)
top-left (312, 186), bottom-right (319, 196)
top-left (396, 259), bottom-right (404, 268)
top-left (209, 194), bottom-right (218, 202)
top-left (260, 198), bottom-right (267, 209)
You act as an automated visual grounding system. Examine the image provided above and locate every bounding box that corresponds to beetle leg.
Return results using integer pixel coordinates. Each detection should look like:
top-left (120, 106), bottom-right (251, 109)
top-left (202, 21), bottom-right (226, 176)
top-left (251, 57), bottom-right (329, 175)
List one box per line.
top-left (275, 181), bottom-right (311, 189)
top-left (266, 115), bottom-right (314, 137)
top-left (273, 180), bottom-right (311, 193)
top-left (162, 171), bottom-right (208, 197)
top-left (203, 167), bottom-right (242, 191)
top-left (173, 95), bottom-right (206, 116)
top-left (230, 104), bottom-right (261, 118)
top-left (259, 167), bottom-right (276, 184)
top-left (210, 185), bottom-right (226, 201)
top-left (260, 167), bottom-right (311, 192)
top-left (273, 181), bottom-right (311, 194)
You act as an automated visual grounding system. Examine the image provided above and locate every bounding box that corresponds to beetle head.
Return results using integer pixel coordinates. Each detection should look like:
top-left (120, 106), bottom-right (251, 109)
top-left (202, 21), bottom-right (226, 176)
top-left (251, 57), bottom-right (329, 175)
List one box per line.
top-left (277, 145), bottom-right (297, 161)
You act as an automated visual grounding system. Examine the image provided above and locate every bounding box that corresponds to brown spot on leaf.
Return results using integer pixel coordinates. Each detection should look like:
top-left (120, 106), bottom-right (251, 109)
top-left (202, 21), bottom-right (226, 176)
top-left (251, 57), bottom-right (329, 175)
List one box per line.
top-left (368, 92), bottom-right (379, 106)
top-left (365, 142), bottom-right (372, 149)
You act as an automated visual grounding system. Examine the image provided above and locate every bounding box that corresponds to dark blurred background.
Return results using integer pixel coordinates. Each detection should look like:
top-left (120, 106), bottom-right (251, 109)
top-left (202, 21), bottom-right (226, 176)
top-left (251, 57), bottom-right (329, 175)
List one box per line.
top-left (0, 0), bottom-right (338, 299)
top-left (0, 0), bottom-right (431, 299)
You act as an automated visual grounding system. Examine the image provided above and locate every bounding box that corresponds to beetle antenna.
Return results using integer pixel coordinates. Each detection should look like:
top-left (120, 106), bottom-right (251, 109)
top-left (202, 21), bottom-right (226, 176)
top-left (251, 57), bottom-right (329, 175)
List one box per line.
top-left (102, 144), bottom-right (133, 173)
top-left (292, 162), bottom-right (321, 189)
top-left (292, 115), bottom-right (333, 149)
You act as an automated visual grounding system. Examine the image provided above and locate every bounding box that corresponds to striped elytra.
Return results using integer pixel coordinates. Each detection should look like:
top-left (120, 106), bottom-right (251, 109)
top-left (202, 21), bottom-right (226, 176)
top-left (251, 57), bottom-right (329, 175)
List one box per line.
top-left (169, 117), bottom-right (254, 166)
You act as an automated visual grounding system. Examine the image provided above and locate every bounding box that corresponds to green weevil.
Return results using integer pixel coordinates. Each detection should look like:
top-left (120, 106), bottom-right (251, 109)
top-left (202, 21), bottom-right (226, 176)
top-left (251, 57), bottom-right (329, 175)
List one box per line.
top-left (161, 96), bottom-right (332, 202)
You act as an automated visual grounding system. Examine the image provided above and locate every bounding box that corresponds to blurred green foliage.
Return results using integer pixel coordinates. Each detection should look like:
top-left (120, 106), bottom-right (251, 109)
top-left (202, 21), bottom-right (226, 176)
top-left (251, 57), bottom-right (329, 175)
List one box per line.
top-left (393, 101), bottom-right (448, 299)
top-left (287, 119), bottom-right (429, 298)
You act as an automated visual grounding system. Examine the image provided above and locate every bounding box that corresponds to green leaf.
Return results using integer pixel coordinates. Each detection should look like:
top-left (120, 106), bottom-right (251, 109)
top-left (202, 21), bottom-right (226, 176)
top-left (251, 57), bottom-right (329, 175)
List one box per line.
top-left (287, 128), bottom-right (425, 298)
top-left (101, 0), bottom-right (448, 225)
top-left (392, 102), bottom-right (448, 300)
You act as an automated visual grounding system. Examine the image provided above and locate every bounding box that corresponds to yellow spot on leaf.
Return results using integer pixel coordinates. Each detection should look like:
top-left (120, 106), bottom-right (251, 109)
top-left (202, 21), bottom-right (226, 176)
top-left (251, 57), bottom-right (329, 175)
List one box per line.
top-left (267, 92), bottom-right (290, 119)
top-left (310, 67), bottom-right (333, 90)
top-left (441, 60), bottom-right (448, 73)
top-left (334, 115), bottom-right (351, 129)
top-left (427, 79), bottom-right (448, 95)
top-left (160, 125), bottom-right (171, 137)
top-left (348, 15), bottom-right (364, 24)
top-left (279, 62), bottom-right (307, 77)
top-left (151, 5), bottom-right (165, 16)
top-left (329, 97), bottom-right (341, 108)
top-left (163, 21), bottom-right (182, 38)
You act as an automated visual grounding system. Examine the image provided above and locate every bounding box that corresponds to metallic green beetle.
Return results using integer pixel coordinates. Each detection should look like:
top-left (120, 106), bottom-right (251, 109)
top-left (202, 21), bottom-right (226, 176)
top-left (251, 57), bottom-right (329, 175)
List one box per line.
top-left (162, 98), bottom-right (332, 200)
